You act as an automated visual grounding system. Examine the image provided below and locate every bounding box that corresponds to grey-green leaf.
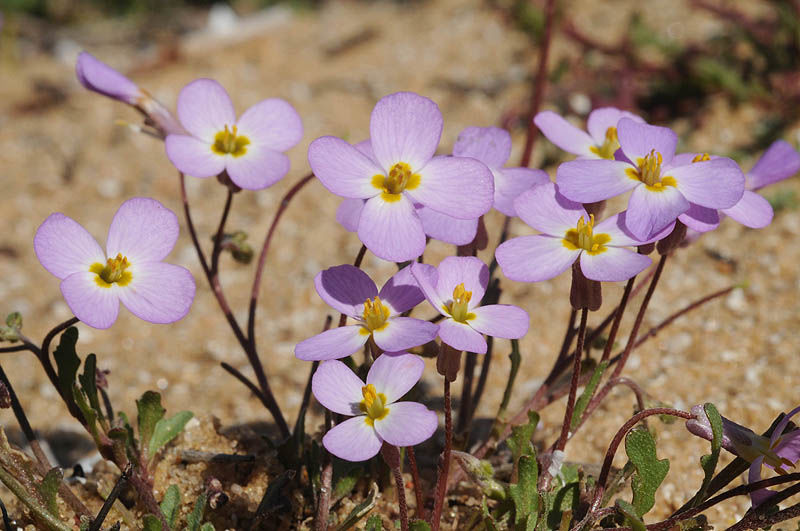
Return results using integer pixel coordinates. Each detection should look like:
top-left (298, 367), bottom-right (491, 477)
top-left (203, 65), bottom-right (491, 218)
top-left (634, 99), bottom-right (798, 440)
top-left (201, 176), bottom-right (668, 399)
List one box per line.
top-left (363, 515), bottom-right (383, 531)
top-left (186, 492), bottom-right (208, 531)
top-left (334, 482), bottom-right (378, 531)
top-left (408, 521), bottom-right (431, 531)
top-left (199, 524), bottom-right (215, 531)
top-left (78, 353), bottom-right (103, 422)
top-left (37, 467), bottom-right (62, 516)
top-left (508, 411), bottom-right (539, 465)
top-left (160, 484), bottom-right (181, 528)
top-left (137, 391), bottom-right (165, 456)
top-left (54, 327), bottom-right (80, 400)
top-left (149, 411), bottom-right (193, 458)
top-left (625, 427), bottom-right (669, 517)
top-left (689, 403), bottom-right (723, 508)
top-left (142, 514), bottom-right (163, 531)
top-left (508, 454), bottom-right (539, 530)
top-left (616, 500), bottom-right (646, 531)
top-left (570, 361), bottom-right (608, 430)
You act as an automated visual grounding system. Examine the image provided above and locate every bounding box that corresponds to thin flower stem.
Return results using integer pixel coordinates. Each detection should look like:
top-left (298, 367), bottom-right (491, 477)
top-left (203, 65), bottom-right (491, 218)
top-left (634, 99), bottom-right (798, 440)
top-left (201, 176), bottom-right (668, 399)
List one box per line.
top-left (0, 495), bottom-right (11, 531)
top-left (431, 377), bottom-right (452, 531)
top-left (88, 465), bottom-right (131, 531)
top-left (209, 189), bottom-right (234, 277)
top-left (382, 445), bottom-right (409, 531)
top-left (315, 410), bottom-right (333, 531)
top-left (295, 316), bottom-right (333, 432)
top-left (0, 345), bottom-right (28, 354)
top-left (457, 352), bottom-right (477, 434)
top-left (179, 173), bottom-right (211, 278)
top-left (469, 336), bottom-right (493, 421)
top-left (553, 308), bottom-right (588, 455)
top-left (407, 446), bottom-right (426, 519)
top-left (598, 277), bottom-right (635, 365)
top-left (606, 377), bottom-right (647, 412)
top-left (219, 362), bottom-right (268, 405)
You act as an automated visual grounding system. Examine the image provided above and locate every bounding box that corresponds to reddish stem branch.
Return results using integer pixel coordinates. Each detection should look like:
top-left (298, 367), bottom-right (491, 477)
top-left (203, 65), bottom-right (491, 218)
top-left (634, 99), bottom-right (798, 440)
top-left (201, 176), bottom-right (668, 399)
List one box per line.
top-left (407, 446), bottom-right (426, 520)
top-left (431, 378), bottom-right (452, 531)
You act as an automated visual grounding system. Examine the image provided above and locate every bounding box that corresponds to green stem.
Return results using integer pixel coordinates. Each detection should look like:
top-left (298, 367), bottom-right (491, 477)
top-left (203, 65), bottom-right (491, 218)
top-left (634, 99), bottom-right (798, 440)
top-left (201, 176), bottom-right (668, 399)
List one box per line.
top-left (0, 465), bottom-right (72, 531)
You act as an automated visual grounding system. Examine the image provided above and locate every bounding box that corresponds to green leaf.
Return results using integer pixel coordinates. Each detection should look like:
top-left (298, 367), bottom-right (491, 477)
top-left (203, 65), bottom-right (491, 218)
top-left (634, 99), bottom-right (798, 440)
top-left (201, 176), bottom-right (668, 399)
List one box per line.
top-left (37, 467), bottom-right (62, 516)
top-left (137, 391), bottom-right (165, 456)
top-left (54, 327), bottom-right (80, 399)
top-left (507, 411), bottom-right (539, 465)
top-left (570, 361), bottom-right (608, 430)
top-left (334, 482), bottom-right (378, 531)
top-left (615, 500), bottom-right (646, 531)
top-left (408, 521), bottom-right (431, 531)
top-left (78, 353), bottom-right (103, 422)
top-left (363, 515), bottom-right (383, 531)
top-left (72, 383), bottom-right (100, 442)
top-left (200, 524), bottom-right (215, 531)
top-left (625, 427), bottom-right (669, 517)
top-left (5, 312), bottom-right (22, 329)
top-left (688, 403), bottom-right (723, 508)
top-left (332, 464), bottom-right (361, 501)
top-left (186, 491), bottom-right (208, 531)
top-left (149, 411), bottom-right (193, 458)
top-left (508, 453), bottom-right (539, 531)
top-left (160, 484), bottom-right (181, 528)
top-left (142, 514), bottom-right (163, 531)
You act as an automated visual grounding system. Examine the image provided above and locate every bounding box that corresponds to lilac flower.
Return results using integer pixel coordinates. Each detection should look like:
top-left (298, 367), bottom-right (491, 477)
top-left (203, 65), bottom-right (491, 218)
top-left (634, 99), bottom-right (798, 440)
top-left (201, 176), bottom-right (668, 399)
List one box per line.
top-left (313, 352), bottom-right (438, 461)
top-left (452, 127), bottom-right (550, 216)
top-left (76, 52), bottom-right (183, 136)
top-left (165, 79), bottom-right (303, 190)
top-left (556, 118), bottom-right (745, 239)
top-left (308, 91), bottom-right (494, 261)
top-left (34, 198), bottom-right (195, 330)
top-left (687, 404), bottom-right (800, 507)
top-left (495, 182), bottom-right (666, 283)
top-left (411, 257), bottom-right (528, 354)
top-left (295, 265), bottom-right (438, 361)
top-left (534, 107), bottom-right (644, 160)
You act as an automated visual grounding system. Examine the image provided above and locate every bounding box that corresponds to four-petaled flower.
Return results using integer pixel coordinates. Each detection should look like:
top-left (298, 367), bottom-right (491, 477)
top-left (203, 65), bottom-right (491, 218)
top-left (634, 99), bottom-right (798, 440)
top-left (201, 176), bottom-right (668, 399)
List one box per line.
top-left (34, 198), bottom-right (196, 329)
top-left (496, 182), bottom-right (666, 283)
top-left (411, 257), bottom-right (529, 354)
top-left (295, 265), bottom-right (438, 361)
top-left (534, 107), bottom-right (644, 160)
top-left (556, 118), bottom-right (745, 239)
top-left (312, 352), bottom-right (438, 461)
top-left (308, 91), bottom-right (494, 261)
top-left (165, 78), bottom-right (303, 190)
top-left (453, 126), bottom-right (550, 217)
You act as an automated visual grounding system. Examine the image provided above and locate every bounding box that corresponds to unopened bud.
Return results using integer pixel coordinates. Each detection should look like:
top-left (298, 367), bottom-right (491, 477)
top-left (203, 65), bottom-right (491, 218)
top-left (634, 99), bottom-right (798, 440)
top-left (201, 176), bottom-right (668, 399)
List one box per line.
top-left (216, 231), bottom-right (254, 264)
top-left (657, 221), bottom-right (687, 255)
top-left (452, 451), bottom-right (506, 500)
top-left (570, 262), bottom-right (601, 311)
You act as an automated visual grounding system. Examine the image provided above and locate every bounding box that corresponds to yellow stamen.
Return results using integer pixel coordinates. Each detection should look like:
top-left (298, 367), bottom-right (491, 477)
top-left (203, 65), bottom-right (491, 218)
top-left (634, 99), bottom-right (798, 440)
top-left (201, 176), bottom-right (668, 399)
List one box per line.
top-left (89, 253), bottom-right (133, 288)
top-left (361, 296), bottom-right (391, 334)
top-left (562, 214), bottom-right (612, 255)
top-left (443, 283), bottom-right (475, 323)
top-left (589, 126), bottom-right (619, 159)
top-left (359, 384), bottom-right (389, 426)
top-left (692, 153), bottom-right (711, 163)
top-left (625, 149), bottom-right (677, 191)
top-left (371, 162), bottom-right (421, 202)
top-left (211, 125), bottom-right (250, 157)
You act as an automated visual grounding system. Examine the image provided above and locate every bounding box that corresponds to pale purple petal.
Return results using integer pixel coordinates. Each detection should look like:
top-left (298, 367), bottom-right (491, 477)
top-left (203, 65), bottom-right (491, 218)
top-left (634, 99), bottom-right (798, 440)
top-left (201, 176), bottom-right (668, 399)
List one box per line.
top-left (295, 326), bottom-right (368, 361)
top-left (748, 456), bottom-right (771, 506)
top-left (416, 206), bottom-right (478, 245)
top-left (76, 52), bottom-right (140, 105)
top-left (774, 431), bottom-right (800, 467)
top-left (106, 197), bottom-right (179, 264)
top-left (579, 247), bottom-right (652, 282)
top-left (374, 402), bottom-right (438, 447)
top-left (410, 263), bottom-right (445, 313)
top-left (357, 194), bottom-right (426, 262)
top-left (379, 265), bottom-right (424, 314)
top-left (354, 139), bottom-right (377, 161)
top-left (311, 360), bottom-right (364, 416)
top-left (769, 405), bottom-right (800, 447)
top-left (370, 92), bottom-right (443, 171)
top-left (323, 416), bottom-right (383, 462)
top-left (225, 146), bottom-right (290, 190)
top-left (469, 305), bottom-right (529, 340)
top-left (556, 159), bottom-right (638, 203)
top-left (117, 262), bottom-right (195, 324)
top-left (722, 191), bottom-right (773, 229)
top-left (366, 352), bottom-right (425, 404)
top-left (438, 319), bottom-right (487, 353)
top-left (35, 213), bottom-right (105, 280)
top-left (495, 235), bottom-right (579, 282)
top-left (586, 107), bottom-right (643, 145)
top-left (678, 203), bottom-right (720, 233)
top-left (625, 185), bottom-right (689, 240)
top-left (435, 256), bottom-right (489, 309)
top-left (748, 140), bottom-right (800, 190)
top-left (176, 79), bottom-right (236, 142)
top-left (165, 134), bottom-right (225, 178)
top-left (315, 265), bottom-right (377, 318)
top-left (60, 272), bottom-right (120, 329)
top-left (593, 212), bottom-right (662, 247)
top-left (617, 118), bottom-right (677, 164)
top-left (337, 199), bottom-right (365, 232)
top-left (409, 156), bottom-right (494, 219)
top-left (664, 152), bottom-right (700, 169)
top-left (372, 317), bottom-right (438, 353)
top-left (493, 167), bottom-right (550, 217)
top-left (234, 98), bottom-right (303, 151)
top-left (308, 136), bottom-right (383, 199)
top-left (533, 111), bottom-right (594, 157)
top-left (452, 126), bottom-right (511, 168)
top-left (514, 182), bottom-right (586, 236)
top-left (671, 158), bottom-right (745, 209)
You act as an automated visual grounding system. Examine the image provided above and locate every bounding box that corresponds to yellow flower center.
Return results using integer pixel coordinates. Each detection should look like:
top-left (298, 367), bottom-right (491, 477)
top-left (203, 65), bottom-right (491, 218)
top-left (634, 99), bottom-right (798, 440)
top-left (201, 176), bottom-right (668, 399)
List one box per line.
top-left (443, 283), bottom-right (475, 323)
top-left (89, 253), bottom-right (133, 288)
top-left (361, 296), bottom-right (391, 334)
top-left (734, 433), bottom-right (796, 474)
top-left (371, 162), bottom-right (421, 202)
top-left (211, 125), bottom-right (250, 157)
top-left (692, 153), bottom-right (711, 163)
top-left (625, 149), bottom-right (677, 191)
top-left (359, 384), bottom-right (389, 426)
top-left (589, 126), bottom-right (619, 160)
top-left (562, 214), bottom-right (611, 255)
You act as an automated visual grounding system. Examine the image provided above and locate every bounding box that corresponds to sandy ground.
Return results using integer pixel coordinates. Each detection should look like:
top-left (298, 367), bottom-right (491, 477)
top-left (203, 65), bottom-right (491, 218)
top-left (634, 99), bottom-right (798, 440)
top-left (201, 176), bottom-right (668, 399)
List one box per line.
top-left (1, 0), bottom-right (799, 528)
